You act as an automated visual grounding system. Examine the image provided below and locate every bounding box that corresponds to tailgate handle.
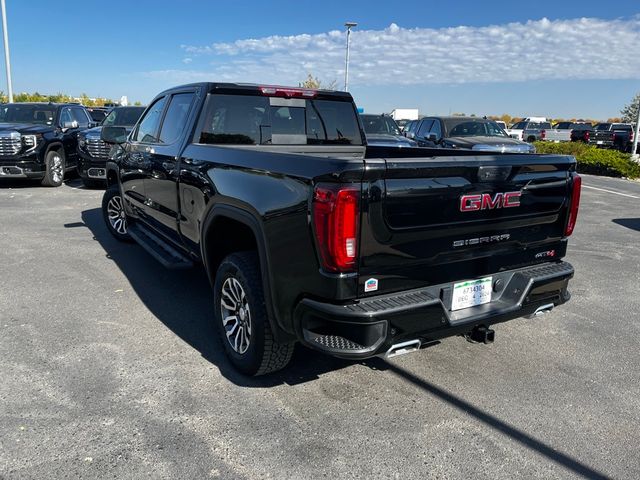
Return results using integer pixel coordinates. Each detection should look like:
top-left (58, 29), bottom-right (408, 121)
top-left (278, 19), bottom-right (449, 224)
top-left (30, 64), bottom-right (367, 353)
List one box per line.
top-left (478, 166), bottom-right (512, 182)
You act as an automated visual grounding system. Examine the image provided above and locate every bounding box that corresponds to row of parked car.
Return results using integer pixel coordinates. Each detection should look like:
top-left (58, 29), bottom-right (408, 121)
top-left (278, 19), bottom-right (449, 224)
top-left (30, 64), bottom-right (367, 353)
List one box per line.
top-left (0, 99), bottom-right (634, 189)
top-left (361, 114), bottom-right (536, 153)
top-left (363, 114), bottom-right (639, 154)
top-left (504, 117), bottom-right (637, 152)
top-left (0, 102), bottom-right (144, 187)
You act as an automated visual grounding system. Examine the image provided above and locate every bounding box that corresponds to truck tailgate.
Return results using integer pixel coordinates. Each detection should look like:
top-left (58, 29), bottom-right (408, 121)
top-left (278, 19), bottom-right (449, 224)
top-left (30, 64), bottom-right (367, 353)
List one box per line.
top-left (358, 154), bottom-right (575, 296)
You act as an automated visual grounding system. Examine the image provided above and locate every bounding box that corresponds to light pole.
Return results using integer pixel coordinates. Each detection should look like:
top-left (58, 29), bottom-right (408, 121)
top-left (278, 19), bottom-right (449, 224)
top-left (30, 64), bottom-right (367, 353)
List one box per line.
top-left (344, 22), bottom-right (357, 92)
top-left (632, 96), bottom-right (640, 162)
top-left (0, 0), bottom-right (12, 102)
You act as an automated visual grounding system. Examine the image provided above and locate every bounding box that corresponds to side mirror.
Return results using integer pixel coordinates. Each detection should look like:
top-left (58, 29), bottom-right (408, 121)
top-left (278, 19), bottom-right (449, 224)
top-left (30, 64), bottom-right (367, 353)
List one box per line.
top-left (427, 133), bottom-right (438, 142)
top-left (62, 120), bottom-right (78, 130)
top-left (101, 126), bottom-right (128, 144)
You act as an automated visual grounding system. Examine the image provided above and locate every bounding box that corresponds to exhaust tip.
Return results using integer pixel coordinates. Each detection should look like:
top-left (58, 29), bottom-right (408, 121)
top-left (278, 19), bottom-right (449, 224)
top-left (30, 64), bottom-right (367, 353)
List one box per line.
top-left (384, 339), bottom-right (421, 358)
top-left (525, 303), bottom-right (555, 319)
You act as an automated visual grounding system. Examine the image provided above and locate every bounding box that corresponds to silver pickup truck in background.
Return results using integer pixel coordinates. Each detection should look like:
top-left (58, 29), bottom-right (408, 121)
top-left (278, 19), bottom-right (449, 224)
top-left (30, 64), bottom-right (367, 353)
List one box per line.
top-left (507, 119), bottom-right (553, 142)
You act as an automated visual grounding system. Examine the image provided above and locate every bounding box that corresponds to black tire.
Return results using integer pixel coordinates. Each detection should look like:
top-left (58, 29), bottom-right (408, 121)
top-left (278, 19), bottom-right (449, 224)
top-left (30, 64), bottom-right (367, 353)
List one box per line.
top-left (214, 252), bottom-right (294, 376)
top-left (102, 184), bottom-right (133, 242)
top-left (40, 150), bottom-right (65, 187)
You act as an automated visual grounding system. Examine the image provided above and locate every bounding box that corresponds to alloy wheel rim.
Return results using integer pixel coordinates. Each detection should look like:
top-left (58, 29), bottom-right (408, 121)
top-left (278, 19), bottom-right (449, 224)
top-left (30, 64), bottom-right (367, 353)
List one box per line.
top-left (51, 155), bottom-right (63, 183)
top-left (220, 277), bottom-right (251, 354)
top-left (107, 195), bottom-right (127, 235)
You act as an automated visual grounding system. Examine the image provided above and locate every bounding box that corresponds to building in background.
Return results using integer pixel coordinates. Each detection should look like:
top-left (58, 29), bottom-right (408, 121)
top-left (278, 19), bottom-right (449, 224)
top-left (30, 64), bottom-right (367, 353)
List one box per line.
top-left (390, 108), bottom-right (419, 121)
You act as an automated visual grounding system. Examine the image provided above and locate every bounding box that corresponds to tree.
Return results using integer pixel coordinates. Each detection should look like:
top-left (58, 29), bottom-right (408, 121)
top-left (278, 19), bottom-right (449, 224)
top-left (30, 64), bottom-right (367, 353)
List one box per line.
top-left (621, 92), bottom-right (640, 123)
top-left (299, 73), bottom-right (337, 90)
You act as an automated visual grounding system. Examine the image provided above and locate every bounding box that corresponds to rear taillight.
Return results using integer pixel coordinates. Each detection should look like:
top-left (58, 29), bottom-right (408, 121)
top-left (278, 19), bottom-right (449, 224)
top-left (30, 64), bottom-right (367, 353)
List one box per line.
top-left (313, 184), bottom-right (360, 273)
top-left (585, 131), bottom-right (590, 142)
top-left (540, 129), bottom-right (546, 140)
top-left (630, 130), bottom-right (634, 143)
top-left (565, 174), bottom-right (582, 236)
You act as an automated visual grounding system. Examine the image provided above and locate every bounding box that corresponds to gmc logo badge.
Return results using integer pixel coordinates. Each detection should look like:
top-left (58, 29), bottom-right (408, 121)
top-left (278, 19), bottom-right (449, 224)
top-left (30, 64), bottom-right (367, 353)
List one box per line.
top-left (460, 192), bottom-right (522, 212)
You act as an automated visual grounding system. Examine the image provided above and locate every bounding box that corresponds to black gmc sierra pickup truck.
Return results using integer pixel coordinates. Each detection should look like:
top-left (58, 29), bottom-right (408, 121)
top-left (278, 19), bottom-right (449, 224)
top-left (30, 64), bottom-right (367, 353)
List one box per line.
top-left (0, 102), bottom-right (94, 186)
top-left (100, 82), bottom-right (581, 376)
top-left (77, 106), bottom-right (145, 187)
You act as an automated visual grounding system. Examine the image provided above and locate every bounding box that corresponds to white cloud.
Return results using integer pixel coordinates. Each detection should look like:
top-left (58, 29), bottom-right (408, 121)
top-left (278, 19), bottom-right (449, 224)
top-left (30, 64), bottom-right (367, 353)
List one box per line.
top-left (182, 57), bottom-right (193, 64)
top-left (165, 17), bottom-right (640, 87)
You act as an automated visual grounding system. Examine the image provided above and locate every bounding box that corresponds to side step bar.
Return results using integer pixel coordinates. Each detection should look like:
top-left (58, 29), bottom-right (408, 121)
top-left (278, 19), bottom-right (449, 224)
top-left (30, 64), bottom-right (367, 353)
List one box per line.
top-left (127, 223), bottom-right (193, 269)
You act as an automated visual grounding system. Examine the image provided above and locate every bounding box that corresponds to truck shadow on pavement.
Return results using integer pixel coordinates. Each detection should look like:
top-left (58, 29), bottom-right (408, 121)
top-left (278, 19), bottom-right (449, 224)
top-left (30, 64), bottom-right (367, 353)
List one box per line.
top-left (613, 218), bottom-right (640, 232)
top-left (79, 207), bottom-right (361, 387)
top-left (375, 361), bottom-right (612, 480)
top-left (78, 206), bottom-right (612, 480)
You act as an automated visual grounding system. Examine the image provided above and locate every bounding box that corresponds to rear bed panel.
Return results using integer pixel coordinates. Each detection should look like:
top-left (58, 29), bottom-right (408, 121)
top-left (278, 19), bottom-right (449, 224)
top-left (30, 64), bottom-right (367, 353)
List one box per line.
top-left (358, 153), bottom-right (576, 297)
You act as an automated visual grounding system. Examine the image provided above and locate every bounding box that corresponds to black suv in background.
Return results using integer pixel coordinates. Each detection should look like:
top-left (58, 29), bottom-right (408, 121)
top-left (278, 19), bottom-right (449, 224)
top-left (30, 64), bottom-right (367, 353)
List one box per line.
top-left (411, 116), bottom-right (535, 153)
top-left (77, 106), bottom-right (145, 187)
top-left (0, 102), bottom-right (94, 186)
top-left (359, 114), bottom-right (417, 147)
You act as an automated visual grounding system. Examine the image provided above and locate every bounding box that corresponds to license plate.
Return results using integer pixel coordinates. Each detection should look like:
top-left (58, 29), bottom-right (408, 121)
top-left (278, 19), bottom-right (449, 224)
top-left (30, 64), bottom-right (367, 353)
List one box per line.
top-left (451, 277), bottom-right (492, 311)
top-left (597, 140), bottom-right (603, 145)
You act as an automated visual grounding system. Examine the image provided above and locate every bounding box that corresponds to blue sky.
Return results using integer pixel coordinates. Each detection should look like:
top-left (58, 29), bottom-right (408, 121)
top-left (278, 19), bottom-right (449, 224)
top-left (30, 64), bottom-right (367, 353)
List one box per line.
top-left (3, 0), bottom-right (639, 119)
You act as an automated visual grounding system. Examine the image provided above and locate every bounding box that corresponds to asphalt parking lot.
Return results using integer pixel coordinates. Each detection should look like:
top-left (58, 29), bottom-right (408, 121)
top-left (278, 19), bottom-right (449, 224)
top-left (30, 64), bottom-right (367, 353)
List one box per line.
top-left (1, 174), bottom-right (639, 480)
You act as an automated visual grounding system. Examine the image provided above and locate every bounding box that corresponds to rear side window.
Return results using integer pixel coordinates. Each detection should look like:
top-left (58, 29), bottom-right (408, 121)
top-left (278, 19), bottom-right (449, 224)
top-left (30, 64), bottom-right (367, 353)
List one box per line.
top-left (159, 93), bottom-right (194, 144)
top-left (511, 122), bottom-right (526, 129)
top-left (198, 94), bottom-right (362, 145)
top-left (134, 96), bottom-right (167, 143)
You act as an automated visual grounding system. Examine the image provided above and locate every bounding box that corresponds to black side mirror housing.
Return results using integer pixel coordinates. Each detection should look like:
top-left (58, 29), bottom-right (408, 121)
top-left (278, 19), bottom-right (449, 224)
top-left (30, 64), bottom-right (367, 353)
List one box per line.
top-left (427, 133), bottom-right (438, 142)
top-left (102, 126), bottom-right (128, 144)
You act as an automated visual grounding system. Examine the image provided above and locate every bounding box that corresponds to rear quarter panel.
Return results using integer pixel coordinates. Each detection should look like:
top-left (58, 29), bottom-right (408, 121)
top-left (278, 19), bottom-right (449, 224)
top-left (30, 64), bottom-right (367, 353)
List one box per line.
top-left (178, 144), bottom-right (365, 334)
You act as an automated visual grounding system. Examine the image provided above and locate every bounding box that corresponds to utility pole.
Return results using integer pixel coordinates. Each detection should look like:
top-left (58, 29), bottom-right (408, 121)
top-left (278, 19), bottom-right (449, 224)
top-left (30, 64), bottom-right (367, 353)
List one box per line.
top-left (1, 0), bottom-right (12, 102)
top-left (344, 22), bottom-right (357, 92)
top-left (632, 96), bottom-right (640, 162)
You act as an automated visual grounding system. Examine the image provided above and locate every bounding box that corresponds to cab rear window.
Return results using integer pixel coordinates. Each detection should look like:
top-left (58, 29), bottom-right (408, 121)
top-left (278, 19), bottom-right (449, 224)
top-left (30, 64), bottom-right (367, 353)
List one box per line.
top-left (198, 94), bottom-right (362, 146)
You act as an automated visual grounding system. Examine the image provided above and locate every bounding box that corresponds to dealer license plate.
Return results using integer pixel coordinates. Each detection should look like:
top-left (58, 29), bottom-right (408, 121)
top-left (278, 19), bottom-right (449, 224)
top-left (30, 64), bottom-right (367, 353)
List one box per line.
top-left (451, 277), bottom-right (492, 311)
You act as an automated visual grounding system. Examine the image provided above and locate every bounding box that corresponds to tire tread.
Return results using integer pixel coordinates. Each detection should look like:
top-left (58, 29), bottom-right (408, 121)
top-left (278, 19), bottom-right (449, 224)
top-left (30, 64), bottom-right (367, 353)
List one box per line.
top-left (220, 252), bottom-right (294, 376)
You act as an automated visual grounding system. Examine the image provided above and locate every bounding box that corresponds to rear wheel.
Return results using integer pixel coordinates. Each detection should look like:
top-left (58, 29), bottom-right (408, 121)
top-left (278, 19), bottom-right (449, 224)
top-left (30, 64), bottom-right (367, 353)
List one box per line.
top-left (40, 150), bottom-right (65, 187)
top-left (102, 184), bottom-right (133, 242)
top-left (214, 252), bottom-right (294, 376)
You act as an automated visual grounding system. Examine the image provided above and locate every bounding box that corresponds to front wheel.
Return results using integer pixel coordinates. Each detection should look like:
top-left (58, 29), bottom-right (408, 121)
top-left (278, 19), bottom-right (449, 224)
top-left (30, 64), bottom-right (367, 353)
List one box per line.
top-left (40, 150), bottom-right (65, 187)
top-left (102, 184), bottom-right (133, 242)
top-left (214, 252), bottom-right (294, 376)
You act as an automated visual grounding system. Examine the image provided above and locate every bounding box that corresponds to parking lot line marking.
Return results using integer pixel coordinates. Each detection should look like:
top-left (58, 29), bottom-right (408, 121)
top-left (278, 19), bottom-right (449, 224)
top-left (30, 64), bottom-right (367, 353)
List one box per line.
top-left (582, 184), bottom-right (640, 199)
